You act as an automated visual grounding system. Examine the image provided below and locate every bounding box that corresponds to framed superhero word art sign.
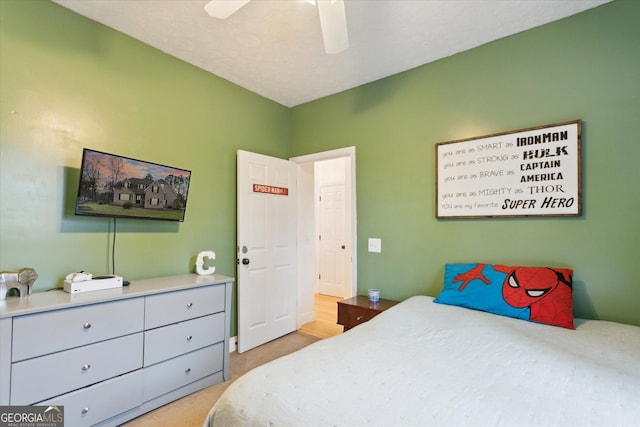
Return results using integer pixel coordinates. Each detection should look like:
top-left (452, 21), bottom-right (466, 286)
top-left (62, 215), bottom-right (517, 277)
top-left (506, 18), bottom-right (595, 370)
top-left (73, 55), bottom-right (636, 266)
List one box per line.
top-left (436, 120), bottom-right (582, 218)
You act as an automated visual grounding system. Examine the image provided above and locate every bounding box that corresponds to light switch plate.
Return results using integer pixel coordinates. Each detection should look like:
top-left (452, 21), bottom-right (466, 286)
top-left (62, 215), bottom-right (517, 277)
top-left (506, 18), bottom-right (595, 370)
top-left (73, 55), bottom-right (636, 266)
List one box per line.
top-left (368, 238), bottom-right (382, 253)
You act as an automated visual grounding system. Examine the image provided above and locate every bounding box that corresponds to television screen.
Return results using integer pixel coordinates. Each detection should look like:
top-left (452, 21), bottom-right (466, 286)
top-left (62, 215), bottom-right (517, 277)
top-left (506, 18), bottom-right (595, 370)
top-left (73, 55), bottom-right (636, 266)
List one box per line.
top-left (75, 148), bottom-right (191, 222)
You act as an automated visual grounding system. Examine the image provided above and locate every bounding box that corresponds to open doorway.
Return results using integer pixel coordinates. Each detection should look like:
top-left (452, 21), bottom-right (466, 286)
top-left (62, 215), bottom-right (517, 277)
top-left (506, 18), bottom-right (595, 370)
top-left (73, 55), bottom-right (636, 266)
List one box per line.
top-left (291, 147), bottom-right (357, 333)
top-left (298, 294), bottom-right (343, 338)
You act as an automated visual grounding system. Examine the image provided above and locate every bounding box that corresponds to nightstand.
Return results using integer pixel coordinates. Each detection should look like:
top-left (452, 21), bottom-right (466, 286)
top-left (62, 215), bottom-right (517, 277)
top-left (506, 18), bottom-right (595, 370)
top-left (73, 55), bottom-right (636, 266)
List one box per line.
top-left (337, 295), bottom-right (399, 331)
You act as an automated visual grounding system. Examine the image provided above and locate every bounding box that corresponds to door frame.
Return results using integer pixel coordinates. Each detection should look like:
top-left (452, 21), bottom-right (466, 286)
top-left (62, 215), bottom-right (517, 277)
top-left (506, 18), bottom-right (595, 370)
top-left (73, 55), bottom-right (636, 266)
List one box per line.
top-left (290, 147), bottom-right (357, 327)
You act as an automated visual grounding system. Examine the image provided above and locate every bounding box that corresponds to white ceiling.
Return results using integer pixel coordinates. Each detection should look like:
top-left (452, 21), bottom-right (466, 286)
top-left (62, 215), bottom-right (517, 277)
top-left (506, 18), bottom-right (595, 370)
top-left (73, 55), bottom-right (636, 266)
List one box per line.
top-left (51, 0), bottom-right (611, 107)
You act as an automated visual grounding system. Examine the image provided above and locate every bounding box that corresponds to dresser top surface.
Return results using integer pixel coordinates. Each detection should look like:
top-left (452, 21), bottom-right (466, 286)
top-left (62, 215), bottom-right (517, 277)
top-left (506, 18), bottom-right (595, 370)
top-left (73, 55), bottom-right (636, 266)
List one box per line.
top-left (0, 274), bottom-right (234, 318)
top-left (337, 295), bottom-right (399, 312)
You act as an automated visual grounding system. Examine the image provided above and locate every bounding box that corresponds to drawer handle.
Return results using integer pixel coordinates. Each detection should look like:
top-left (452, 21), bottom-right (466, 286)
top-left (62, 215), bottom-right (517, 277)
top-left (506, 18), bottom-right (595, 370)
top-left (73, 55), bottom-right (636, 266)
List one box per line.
top-left (81, 407), bottom-right (90, 415)
top-left (82, 364), bottom-right (91, 371)
top-left (83, 323), bottom-right (92, 329)
top-left (185, 368), bottom-right (191, 373)
top-left (186, 302), bottom-right (193, 308)
top-left (356, 316), bottom-right (363, 321)
top-left (186, 335), bottom-right (193, 341)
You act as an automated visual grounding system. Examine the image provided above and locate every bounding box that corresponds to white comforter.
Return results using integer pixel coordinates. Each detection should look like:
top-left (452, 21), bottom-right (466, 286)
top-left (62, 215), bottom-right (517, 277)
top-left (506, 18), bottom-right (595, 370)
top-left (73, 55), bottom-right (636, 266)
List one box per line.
top-left (205, 296), bottom-right (640, 427)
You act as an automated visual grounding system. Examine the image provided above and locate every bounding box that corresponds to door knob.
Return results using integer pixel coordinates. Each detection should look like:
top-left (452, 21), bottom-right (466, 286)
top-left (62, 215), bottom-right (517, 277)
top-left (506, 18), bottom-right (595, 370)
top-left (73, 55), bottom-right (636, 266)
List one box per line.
top-left (242, 258), bottom-right (250, 265)
top-left (341, 245), bottom-right (346, 249)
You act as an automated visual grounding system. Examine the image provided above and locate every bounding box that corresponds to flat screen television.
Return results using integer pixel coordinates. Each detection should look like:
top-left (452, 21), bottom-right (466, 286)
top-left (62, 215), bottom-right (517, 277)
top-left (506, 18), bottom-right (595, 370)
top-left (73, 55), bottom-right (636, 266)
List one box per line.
top-left (75, 148), bottom-right (191, 222)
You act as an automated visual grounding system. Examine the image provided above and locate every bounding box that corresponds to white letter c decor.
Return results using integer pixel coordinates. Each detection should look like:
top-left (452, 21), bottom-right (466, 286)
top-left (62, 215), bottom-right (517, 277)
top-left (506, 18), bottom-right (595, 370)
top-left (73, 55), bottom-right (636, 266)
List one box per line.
top-left (195, 251), bottom-right (216, 275)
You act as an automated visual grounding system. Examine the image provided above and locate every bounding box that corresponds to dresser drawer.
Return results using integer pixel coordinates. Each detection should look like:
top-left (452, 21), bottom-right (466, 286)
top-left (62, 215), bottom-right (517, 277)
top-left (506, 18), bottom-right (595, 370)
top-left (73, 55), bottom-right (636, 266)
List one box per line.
top-left (144, 312), bottom-right (225, 366)
top-left (12, 298), bottom-right (144, 361)
top-left (337, 304), bottom-right (374, 328)
top-left (39, 370), bottom-right (143, 427)
top-left (11, 333), bottom-right (143, 405)
top-left (337, 296), bottom-right (399, 331)
top-left (143, 343), bottom-right (224, 401)
top-left (145, 285), bottom-right (225, 329)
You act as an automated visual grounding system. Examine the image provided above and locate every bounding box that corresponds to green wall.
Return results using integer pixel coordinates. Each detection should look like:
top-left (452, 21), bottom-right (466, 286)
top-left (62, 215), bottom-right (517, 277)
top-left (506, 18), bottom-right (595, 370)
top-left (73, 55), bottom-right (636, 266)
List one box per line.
top-left (290, 0), bottom-right (640, 325)
top-left (2, 0), bottom-right (639, 328)
top-left (0, 0), bottom-right (289, 335)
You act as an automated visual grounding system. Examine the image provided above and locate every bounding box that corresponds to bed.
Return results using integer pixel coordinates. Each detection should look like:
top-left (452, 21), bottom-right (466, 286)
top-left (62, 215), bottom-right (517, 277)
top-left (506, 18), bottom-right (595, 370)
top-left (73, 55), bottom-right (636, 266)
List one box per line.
top-left (205, 265), bottom-right (640, 427)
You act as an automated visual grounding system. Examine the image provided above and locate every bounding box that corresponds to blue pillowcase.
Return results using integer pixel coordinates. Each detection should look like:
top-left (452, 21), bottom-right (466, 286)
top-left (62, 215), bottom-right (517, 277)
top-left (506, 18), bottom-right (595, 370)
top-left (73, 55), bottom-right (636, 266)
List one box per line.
top-left (434, 263), bottom-right (575, 329)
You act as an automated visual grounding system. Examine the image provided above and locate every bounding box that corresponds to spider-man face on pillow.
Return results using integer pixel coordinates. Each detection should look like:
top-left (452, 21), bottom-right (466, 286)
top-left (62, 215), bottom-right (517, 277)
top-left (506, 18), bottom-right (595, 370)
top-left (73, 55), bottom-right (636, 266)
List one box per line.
top-left (434, 263), bottom-right (574, 329)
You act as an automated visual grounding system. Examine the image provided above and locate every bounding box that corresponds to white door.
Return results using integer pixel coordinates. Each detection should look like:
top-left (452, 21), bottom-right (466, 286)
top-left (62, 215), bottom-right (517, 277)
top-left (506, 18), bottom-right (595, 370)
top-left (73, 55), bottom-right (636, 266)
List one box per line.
top-left (237, 150), bottom-right (297, 353)
top-left (318, 184), bottom-right (350, 298)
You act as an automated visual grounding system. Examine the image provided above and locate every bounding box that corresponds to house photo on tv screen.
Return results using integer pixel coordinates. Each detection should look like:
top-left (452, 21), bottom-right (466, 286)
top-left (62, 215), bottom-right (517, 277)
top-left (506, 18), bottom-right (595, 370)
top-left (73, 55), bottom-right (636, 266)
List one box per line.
top-left (75, 149), bottom-right (191, 222)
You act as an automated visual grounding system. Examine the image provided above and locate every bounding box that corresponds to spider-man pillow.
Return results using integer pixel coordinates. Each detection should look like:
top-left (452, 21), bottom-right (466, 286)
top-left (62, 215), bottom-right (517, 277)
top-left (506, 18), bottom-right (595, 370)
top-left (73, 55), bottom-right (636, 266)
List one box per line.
top-left (434, 263), bottom-right (575, 329)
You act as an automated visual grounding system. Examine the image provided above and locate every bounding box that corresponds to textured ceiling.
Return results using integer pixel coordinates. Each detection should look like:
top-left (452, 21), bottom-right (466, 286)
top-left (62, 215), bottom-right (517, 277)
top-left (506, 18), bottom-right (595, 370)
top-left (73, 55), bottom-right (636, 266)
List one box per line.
top-left (51, 0), bottom-right (611, 107)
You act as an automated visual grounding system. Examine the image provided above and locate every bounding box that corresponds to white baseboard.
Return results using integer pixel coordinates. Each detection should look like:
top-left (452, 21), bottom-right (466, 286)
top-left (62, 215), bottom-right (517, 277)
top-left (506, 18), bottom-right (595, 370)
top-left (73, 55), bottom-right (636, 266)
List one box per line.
top-left (229, 336), bottom-right (237, 353)
top-left (298, 310), bottom-right (315, 327)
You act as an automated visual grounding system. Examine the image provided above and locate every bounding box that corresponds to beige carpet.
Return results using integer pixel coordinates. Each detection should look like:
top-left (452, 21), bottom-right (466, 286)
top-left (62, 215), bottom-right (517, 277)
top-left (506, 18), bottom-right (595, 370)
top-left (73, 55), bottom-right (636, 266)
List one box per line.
top-left (123, 331), bottom-right (321, 427)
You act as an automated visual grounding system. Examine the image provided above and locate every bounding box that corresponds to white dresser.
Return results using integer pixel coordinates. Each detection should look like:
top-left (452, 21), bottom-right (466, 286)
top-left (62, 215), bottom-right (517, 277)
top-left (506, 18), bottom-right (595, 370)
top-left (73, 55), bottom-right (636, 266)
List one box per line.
top-left (0, 274), bottom-right (233, 426)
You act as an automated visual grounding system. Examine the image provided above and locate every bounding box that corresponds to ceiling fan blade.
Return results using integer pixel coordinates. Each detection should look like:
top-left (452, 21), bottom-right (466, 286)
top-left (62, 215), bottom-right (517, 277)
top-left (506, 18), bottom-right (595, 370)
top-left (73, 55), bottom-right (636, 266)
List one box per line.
top-left (316, 0), bottom-right (349, 54)
top-left (204, 0), bottom-right (250, 19)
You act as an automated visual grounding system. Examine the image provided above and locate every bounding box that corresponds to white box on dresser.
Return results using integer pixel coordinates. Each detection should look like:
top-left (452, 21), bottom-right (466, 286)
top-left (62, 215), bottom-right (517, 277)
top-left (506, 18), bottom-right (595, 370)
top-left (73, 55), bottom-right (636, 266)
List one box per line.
top-left (0, 274), bottom-right (233, 427)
